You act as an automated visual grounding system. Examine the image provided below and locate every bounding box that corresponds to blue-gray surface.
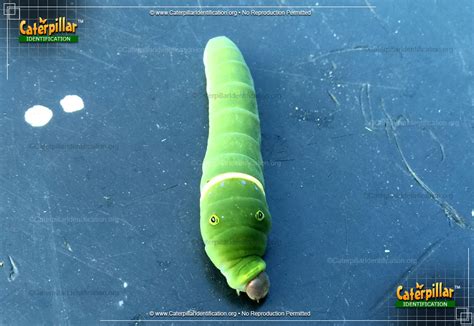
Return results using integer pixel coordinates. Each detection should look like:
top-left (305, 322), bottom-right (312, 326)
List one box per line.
top-left (1, 0), bottom-right (473, 325)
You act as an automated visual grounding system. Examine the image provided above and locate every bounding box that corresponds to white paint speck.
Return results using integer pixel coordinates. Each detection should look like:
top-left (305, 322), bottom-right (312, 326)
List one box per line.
top-left (24, 105), bottom-right (53, 127)
top-left (60, 95), bottom-right (84, 113)
top-left (118, 300), bottom-right (124, 307)
top-left (385, 249), bottom-right (390, 253)
top-left (471, 209), bottom-right (474, 217)
top-left (123, 282), bottom-right (128, 288)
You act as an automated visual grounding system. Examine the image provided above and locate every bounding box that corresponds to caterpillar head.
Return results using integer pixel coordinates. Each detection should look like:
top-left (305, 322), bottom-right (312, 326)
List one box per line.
top-left (245, 271), bottom-right (270, 301)
top-left (200, 178), bottom-right (272, 301)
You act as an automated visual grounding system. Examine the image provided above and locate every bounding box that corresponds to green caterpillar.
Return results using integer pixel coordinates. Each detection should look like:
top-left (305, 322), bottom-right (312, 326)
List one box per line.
top-left (200, 36), bottom-right (272, 301)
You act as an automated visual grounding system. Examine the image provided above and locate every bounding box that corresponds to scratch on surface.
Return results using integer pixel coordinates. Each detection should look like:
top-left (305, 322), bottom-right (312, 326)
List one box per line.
top-left (161, 184), bottom-right (178, 191)
top-left (254, 67), bottom-right (322, 81)
top-left (63, 238), bottom-right (73, 253)
top-left (49, 123), bottom-right (83, 137)
top-left (64, 47), bottom-right (119, 70)
top-left (43, 192), bottom-right (71, 325)
top-left (460, 110), bottom-right (474, 143)
top-left (41, 109), bottom-right (118, 169)
top-left (183, 18), bottom-right (201, 47)
top-left (0, 179), bottom-right (36, 215)
top-left (344, 215), bottom-right (349, 255)
top-left (34, 77), bottom-right (53, 95)
top-left (370, 233), bottom-right (451, 314)
top-left (427, 129), bottom-right (445, 162)
top-left (7, 255), bottom-right (19, 282)
top-left (366, 83), bottom-right (374, 128)
top-left (447, 21), bottom-right (472, 77)
top-left (364, 0), bottom-right (389, 32)
top-left (96, 209), bottom-right (111, 216)
top-left (320, 12), bottom-right (336, 37)
top-left (327, 90), bottom-right (340, 106)
top-left (295, 46), bottom-right (370, 67)
top-left (382, 100), bottom-right (470, 230)
top-left (326, 271), bottom-right (351, 314)
top-left (395, 163), bottom-right (412, 179)
top-left (120, 190), bottom-right (177, 208)
top-left (94, 251), bottom-right (136, 262)
top-left (336, 80), bottom-right (404, 91)
top-left (59, 251), bottom-right (122, 283)
top-left (358, 84), bottom-right (373, 128)
top-left (331, 133), bottom-right (356, 140)
top-left (82, 13), bottom-right (139, 39)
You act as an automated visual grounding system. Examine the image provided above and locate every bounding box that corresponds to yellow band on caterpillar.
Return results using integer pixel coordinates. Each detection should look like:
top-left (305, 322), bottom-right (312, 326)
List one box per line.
top-left (200, 172), bottom-right (265, 201)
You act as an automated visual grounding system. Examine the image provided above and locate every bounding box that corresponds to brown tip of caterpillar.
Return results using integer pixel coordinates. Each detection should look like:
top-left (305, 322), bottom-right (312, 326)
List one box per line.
top-left (245, 272), bottom-right (270, 302)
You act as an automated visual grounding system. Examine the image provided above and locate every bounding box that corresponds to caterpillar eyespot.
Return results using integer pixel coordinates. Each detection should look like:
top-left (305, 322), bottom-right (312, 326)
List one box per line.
top-left (255, 210), bottom-right (265, 221)
top-left (209, 214), bottom-right (220, 225)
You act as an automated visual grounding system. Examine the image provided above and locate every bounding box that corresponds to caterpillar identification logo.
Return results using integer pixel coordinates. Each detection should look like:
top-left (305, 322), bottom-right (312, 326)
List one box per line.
top-left (396, 282), bottom-right (456, 308)
top-left (19, 17), bottom-right (78, 43)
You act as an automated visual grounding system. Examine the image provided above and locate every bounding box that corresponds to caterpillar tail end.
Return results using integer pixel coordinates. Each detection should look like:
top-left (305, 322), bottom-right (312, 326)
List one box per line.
top-left (245, 272), bottom-right (270, 302)
top-left (203, 36), bottom-right (237, 66)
